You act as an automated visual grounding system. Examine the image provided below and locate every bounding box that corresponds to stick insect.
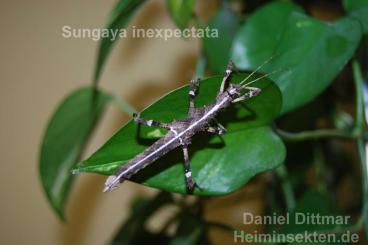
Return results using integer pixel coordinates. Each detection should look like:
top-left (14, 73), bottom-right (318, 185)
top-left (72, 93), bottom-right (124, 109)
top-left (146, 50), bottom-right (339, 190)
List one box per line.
top-left (103, 60), bottom-right (274, 193)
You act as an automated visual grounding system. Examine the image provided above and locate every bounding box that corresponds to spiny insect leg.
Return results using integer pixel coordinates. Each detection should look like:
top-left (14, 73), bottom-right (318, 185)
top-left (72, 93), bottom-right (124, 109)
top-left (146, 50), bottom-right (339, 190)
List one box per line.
top-left (232, 86), bottom-right (262, 103)
top-left (220, 60), bottom-right (235, 92)
top-left (207, 124), bottom-right (227, 135)
top-left (207, 126), bottom-right (225, 134)
top-left (188, 78), bottom-right (200, 116)
top-left (207, 118), bottom-right (227, 134)
top-left (182, 145), bottom-right (200, 193)
top-left (214, 119), bottom-right (226, 133)
top-left (133, 113), bottom-right (170, 129)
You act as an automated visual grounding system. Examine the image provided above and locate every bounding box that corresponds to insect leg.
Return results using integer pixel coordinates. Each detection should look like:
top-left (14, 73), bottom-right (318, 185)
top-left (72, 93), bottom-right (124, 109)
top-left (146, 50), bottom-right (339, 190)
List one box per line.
top-left (232, 87), bottom-right (262, 103)
top-left (133, 113), bottom-right (170, 129)
top-left (188, 78), bottom-right (200, 116)
top-left (220, 60), bottom-right (235, 92)
top-left (182, 145), bottom-right (200, 193)
top-left (207, 124), bottom-right (227, 135)
top-left (207, 126), bottom-right (225, 134)
top-left (206, 119), bottom-right (227, 134)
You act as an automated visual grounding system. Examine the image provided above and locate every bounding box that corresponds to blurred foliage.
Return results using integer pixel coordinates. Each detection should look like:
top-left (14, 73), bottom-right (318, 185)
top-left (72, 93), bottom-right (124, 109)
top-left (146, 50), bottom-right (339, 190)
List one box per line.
top-left (166, 0), bottom-right (195, 29)
top-left (39, 88), bottom-right (109, 219)
top-left (343, 0), bottom-right (368, 33)
top-left (111, 192), bottom-right (172, 245)
top-left (203, 2), bottom-right (239, 73)
top-left (93, 0), bottom-right (146, 84)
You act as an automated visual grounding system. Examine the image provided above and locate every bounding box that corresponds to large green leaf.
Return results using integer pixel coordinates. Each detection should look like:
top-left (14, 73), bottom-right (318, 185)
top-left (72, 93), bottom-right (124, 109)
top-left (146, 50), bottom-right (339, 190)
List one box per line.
top-left (343, 0), bottom-right (368, 33)
top-left (166, 0), bottom-right (195, 29)
top-left (203, 4), bottom-right (239, 73)
top-left (94, 0), bottom-right (146, 84)
top-left (39, 88), bottom-right (109, 219)
top-left (74, 74), bottom-right (285, 195)
top-left (231, 2), bottom-right (362, 113)
top-left (231, 2), bottom-right (304, 68)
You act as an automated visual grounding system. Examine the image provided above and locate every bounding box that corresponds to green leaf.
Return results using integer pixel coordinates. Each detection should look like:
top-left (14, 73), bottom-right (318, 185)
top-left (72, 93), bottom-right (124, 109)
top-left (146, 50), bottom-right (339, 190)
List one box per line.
top-left (203, 4), bottom-right (239, 73)
top-left (231, 2), bottom-right (362, 113)
top-left (74, 74), bottom-right (285, 195)
top-left (232, 2), bottom-right (304, 68)
top-left (111, 192), bottom-right (172, 245)
top-left (94, 0), bottom-right (146, 84)
top-left (343, 0), bottom-right (368, 33)
top-left (166, 0), bottom-right (195, 29)
top-left (39, 88), bottom-right (109, 219)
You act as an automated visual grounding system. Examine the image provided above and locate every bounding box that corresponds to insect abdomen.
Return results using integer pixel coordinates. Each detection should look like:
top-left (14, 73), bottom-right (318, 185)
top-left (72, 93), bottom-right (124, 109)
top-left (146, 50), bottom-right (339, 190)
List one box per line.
top-left (115, 134), bottom-right (181, 181)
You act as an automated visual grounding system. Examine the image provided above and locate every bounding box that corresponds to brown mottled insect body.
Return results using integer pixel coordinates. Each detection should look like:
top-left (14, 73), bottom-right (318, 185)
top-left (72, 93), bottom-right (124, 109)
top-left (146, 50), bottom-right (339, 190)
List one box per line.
top-left (103, 61), bottom-right (263, 193)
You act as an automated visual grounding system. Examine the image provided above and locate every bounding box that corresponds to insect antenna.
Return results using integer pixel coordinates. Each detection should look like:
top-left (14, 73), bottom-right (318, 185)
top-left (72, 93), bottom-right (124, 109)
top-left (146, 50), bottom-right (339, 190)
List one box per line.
top-left (240, 68), bottom-right (283, 88)
top-left (239, 54), bottom-right (277, 86)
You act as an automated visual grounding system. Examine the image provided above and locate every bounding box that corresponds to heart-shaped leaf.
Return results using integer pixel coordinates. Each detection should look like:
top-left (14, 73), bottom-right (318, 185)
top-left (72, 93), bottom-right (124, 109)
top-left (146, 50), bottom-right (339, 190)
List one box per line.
top-left (231, 2), bottom-right (362, 113)
top-left (39, 88), bottom-right (109, 219)
top-left (74, 74), bottom-right (285, 195)
top-left (166, 0), bottom-right (195, 29)
top-left (94, 0), bottom-right (146, 84)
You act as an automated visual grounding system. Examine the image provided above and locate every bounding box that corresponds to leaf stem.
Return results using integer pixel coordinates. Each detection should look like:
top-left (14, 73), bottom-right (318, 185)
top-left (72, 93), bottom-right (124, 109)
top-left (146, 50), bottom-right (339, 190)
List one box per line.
top-left (352, 59), bottom-right (365, 136)
top-left (352, 58), bottom-right (368, 238)
top-left (275, 128), bottom-right (357, 142)
top-left (276, 164), bottom-right (296, 211)
top-left (106, 92), bottom-right (137, 116)
top-left (357, 138), bottom-right (368, 237)
top-left (194, 54), bottom-right (207, 78)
